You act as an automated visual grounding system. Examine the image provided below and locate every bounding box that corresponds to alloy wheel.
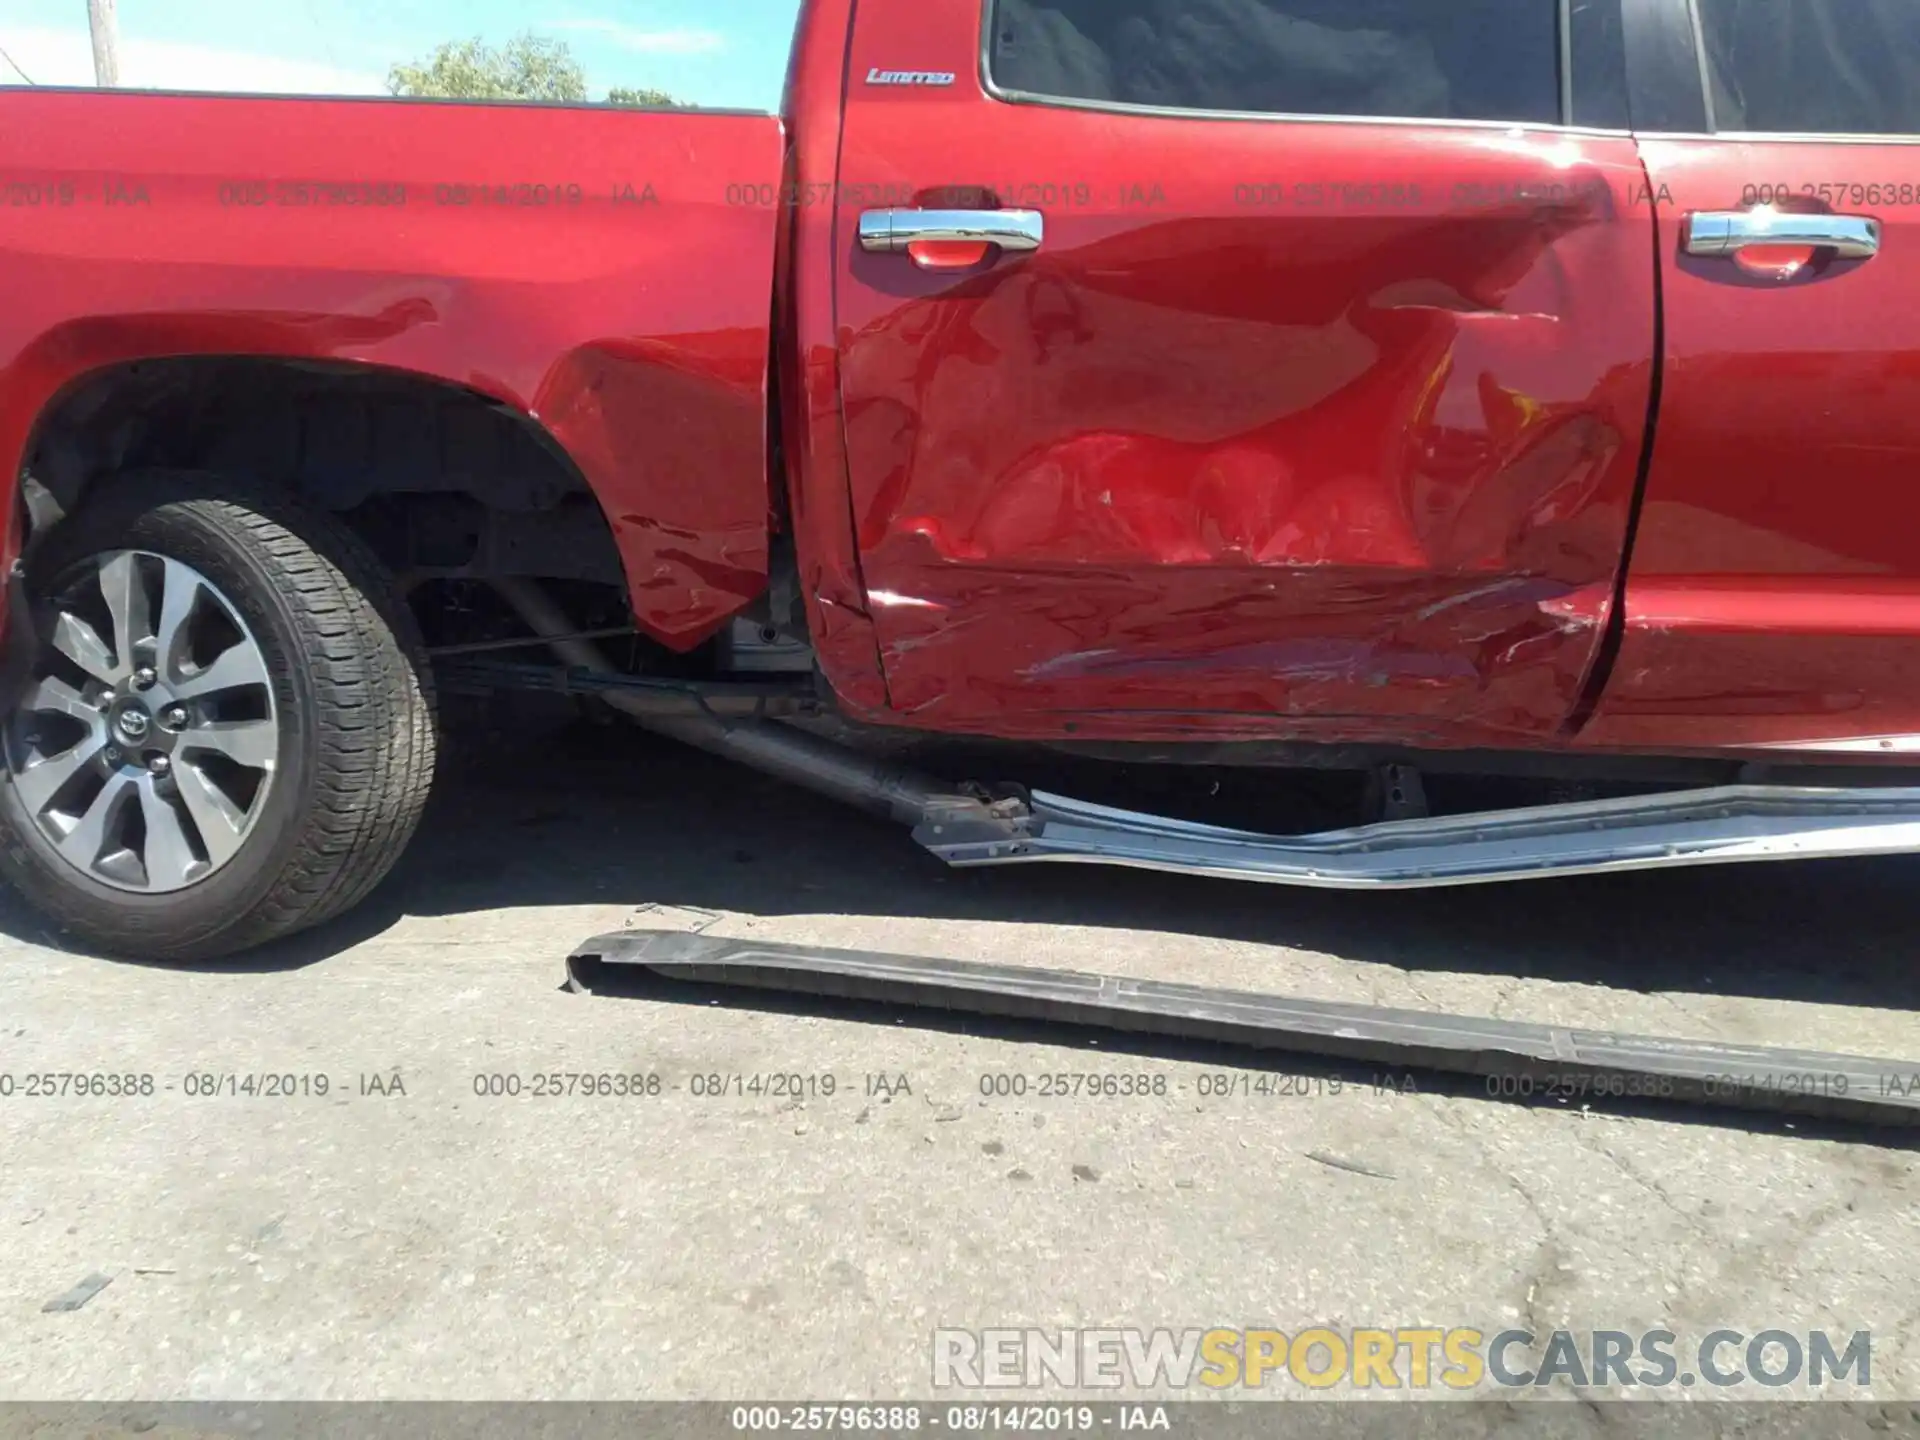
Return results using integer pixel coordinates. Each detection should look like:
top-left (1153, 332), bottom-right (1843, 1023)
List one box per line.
top-left (5, 550), bottom-right (279, 893)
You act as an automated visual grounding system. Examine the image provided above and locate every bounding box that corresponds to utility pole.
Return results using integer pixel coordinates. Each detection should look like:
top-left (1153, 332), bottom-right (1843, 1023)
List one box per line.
top-left (87, 0), bottom-right (120, 87)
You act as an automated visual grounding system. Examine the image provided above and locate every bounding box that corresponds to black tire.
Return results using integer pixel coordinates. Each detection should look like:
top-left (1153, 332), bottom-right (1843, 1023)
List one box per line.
top-left (0, 470), bottom-right (437, 959)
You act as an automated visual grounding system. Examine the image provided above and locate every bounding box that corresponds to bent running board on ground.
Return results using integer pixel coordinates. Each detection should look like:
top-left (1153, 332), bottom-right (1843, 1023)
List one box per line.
top-left (566, 931), bottom-right (1920, 1128)
top-left (915, 784), bottom-right (1920, 888)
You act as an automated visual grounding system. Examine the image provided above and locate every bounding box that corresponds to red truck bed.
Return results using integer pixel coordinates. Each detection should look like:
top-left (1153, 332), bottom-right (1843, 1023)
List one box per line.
top-left (0, 91), bottom-right (784, 646)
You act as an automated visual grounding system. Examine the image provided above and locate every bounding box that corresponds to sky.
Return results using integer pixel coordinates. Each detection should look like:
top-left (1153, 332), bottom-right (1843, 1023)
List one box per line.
top-left (0, 0), bottom-right (805, 109)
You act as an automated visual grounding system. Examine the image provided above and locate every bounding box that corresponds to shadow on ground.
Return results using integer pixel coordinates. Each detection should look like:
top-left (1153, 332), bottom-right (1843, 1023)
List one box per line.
top-left (5, 716), bottom-right (1904, 1011)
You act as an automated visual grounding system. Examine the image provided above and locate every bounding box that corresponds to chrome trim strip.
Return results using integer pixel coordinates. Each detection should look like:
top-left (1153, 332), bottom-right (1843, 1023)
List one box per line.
top-left (918, 784), bottom-right (1920, 889)
top-left (1558, 0), bottom-right (1575, 126)
top-left (975, 84), bottom-right (1629, 137)
top-left (1640, 130), bottom-right (1920, 145)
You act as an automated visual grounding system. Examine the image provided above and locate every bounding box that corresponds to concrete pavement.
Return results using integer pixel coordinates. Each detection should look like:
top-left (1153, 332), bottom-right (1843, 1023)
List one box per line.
top-left (2, 722), bottom-right (1916, 1409)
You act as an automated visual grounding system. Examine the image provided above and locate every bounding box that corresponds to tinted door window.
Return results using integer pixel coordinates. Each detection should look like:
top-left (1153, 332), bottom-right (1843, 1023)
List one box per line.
top-left (1700, 0), bottom-right (1920, 135)
top-left (1569, 0), bottom-right (1629, 130)
top-left (987, 0), bottom-right (1561, 124)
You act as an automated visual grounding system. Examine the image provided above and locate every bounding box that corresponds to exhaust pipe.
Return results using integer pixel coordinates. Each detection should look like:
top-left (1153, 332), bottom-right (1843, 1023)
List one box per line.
top-left (488, 578), bottom-right (1018, 834)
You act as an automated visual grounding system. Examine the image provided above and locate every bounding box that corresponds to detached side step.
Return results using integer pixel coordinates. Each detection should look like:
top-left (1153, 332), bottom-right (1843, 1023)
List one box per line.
top-left (917, 783), bottom-right (1920, 888)
top-left (567, 932), bottom-right (1920, 1128)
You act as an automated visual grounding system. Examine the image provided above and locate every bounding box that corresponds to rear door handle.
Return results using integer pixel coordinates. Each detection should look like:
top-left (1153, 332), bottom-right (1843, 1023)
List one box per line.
top-left (858, 208), bottom-right (1045, 255)
top-left (1685, 208), bottom-right (1881, 260)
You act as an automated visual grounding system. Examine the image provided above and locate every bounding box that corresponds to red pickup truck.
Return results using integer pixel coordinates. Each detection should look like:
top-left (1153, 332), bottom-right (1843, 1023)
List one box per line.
top-left (4, 0), bottom-right (1920, 960)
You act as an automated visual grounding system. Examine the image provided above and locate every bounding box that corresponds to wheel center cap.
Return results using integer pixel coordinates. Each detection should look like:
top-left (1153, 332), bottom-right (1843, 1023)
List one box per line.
top-left (115, 706), bottom-right (152, 742)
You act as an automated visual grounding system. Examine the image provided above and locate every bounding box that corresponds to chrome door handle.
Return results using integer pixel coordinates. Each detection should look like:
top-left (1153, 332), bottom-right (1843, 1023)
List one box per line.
top-left (1685, 208), bottom-right (1881, 259)
top-left (858, 208), bottom-right (1045, 254)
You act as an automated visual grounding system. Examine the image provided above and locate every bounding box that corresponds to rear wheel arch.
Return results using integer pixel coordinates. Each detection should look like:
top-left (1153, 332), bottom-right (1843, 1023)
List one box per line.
top-left (13, 355), bottom-right (629, 594)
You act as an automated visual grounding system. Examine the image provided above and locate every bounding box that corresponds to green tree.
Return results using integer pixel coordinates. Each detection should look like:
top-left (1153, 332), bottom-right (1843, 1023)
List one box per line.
top-left (606, 86), bottom-right (691, 109)
top-left (388, 33), bottom-right (588, 102)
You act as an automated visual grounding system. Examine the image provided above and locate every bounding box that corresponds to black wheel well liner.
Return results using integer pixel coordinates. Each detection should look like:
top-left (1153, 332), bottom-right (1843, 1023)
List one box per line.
top-left (17, 356), bottom-right (627, 589)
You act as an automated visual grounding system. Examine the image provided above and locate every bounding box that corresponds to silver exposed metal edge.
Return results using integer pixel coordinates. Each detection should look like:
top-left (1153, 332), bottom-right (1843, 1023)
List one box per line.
top-left (918, 784), bottom-right (1920, 889)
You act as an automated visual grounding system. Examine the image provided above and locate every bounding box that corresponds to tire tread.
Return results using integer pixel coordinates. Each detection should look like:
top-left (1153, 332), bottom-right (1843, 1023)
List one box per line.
top-left (0, 471), bottom-right (438, 959)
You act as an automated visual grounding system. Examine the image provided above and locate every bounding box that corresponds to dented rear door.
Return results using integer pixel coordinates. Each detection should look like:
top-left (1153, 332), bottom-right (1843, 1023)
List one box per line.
top-left (833, 0), bottom-right (1657, 742)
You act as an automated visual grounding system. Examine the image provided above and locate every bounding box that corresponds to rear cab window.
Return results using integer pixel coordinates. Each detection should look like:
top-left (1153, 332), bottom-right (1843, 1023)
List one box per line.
top-left (984, 0), bottom-right (1573, 126)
